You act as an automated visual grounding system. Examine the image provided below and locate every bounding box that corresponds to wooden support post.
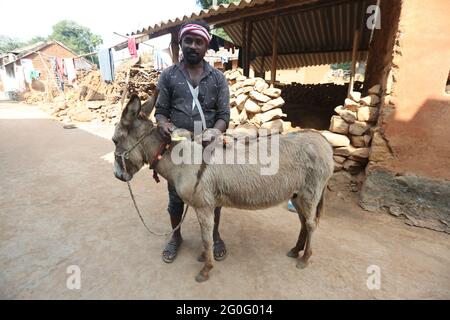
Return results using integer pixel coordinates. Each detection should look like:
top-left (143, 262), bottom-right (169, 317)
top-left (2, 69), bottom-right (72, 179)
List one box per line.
top-left (271, 15), bottom-right (279, 85)
top-left (38, 51), bottom-right (59, 101)
top-left (347, 29), bottom-right (361, 97)
top-left (242, 20), bottom-right (247, 74)
top-left (170, 30), bottom-right (179, 64)
top-left (259, 55), bottom-right (266, 79)
top-left (244, 20), bottom-right (253, 77)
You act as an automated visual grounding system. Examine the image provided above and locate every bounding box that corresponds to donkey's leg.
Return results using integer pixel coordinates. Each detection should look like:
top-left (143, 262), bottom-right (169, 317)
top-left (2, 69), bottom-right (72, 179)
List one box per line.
top-left (297, 186), bottom-right (326, 269)
top-left (296, 217), bottom-right (317, 269)
top-left (295, 189), bottom-right (323, 269)
top-left (287, 199), bottom-right (307, 258)
top-left (194, 207), bottom-right (215, 282)
top-left (289, 190), bottom-right (321, 269)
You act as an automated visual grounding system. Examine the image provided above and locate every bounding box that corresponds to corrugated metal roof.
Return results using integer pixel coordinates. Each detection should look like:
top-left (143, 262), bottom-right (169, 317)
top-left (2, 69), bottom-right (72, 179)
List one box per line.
top-left (125, 0), bottom-right (377, 69)
top-left (224, 0), bottom-right (375, 69)
top-left (129, 0), bottom-right (274, 36)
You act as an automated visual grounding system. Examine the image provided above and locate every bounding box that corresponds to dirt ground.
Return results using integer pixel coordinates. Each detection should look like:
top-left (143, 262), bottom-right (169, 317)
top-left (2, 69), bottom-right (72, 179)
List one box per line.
top-left (0, 101), bottom-right (449, 299)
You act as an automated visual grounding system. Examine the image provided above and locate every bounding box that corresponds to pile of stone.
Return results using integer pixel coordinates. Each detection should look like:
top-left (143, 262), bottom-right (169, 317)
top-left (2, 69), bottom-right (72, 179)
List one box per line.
top-left (320, 84), bottom-right (382, 174)
top-left (224, 69), bottom-right (298, 138)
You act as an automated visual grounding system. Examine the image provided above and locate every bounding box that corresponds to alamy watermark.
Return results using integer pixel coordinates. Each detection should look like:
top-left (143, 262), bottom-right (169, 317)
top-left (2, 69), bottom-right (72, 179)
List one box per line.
top-left (66, 265), bottom-right (81, 290)
top-left (170, 121), bottom-right (280, 176)
top-left (367, 5), bottom-right (381, 30)
top-left (366, 265), bottom-right (381, 290)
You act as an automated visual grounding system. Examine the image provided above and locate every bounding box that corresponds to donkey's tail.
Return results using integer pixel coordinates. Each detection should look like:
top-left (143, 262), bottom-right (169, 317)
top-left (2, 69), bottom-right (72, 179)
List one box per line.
top-left (315, 186), bottom-right (326, 225)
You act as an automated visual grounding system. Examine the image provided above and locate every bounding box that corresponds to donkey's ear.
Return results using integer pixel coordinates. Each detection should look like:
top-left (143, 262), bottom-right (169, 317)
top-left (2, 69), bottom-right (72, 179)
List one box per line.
top-left (121, 94), bottom-right (141, 125)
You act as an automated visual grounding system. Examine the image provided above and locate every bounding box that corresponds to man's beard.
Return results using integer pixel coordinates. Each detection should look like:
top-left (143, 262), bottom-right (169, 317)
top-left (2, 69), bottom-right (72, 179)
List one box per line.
top-left (183, 49), bottom-right (203, 65)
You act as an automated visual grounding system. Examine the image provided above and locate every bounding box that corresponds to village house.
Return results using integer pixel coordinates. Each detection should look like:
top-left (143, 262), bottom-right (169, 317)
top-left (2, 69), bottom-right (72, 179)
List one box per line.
top-left (0, 40), bottom-right (94, 98)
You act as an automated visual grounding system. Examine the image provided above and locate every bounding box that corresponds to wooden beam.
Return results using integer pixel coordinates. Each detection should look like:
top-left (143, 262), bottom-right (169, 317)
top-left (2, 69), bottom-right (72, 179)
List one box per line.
top-left (347, 29), bottom-right (361, 97)
top-left (242, 19), bottom-right (247, 72)
top-left (260, 55), bottom-right (266, 78)
top-left (244, 20), bottom-right (253, 77)
top-left (113, 33), bottom-right (151, 51)
top-left (257, 48), bottom-right (368, 58)
top-left (170, 30), bottom-right (179, 64)
top-left (113, 32), bottom-right (154, 48)
top-left (271, 15), bottom-right (279, 85)
top-left (75, 51), bottom-right (97, 59)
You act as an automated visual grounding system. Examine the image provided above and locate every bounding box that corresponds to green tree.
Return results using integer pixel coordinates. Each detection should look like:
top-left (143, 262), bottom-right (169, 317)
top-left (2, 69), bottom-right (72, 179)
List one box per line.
top-left (28, 36), bottom-right (48, 44)
top-left (195, 0), bottom-right (238, 42)
top-left (196, 0), bottom-right (239, 8)
top-left (211, 28), bottom-right (232, 42)
top-left (0, 36), bottom-right (26, 53)
top-left (0, 35), bottom-right (48, 54)
top-left (49, 20), bottom-right (102, 61)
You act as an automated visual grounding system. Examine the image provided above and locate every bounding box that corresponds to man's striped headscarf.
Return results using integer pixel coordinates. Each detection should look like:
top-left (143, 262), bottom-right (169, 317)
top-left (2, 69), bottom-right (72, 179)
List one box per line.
top-left (178, 23), bottom-right (212, 44)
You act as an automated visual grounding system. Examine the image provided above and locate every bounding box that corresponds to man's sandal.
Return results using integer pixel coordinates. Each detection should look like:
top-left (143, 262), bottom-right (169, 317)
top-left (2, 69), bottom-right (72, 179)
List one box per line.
top-left (162, 239), bottom-right (182, 263)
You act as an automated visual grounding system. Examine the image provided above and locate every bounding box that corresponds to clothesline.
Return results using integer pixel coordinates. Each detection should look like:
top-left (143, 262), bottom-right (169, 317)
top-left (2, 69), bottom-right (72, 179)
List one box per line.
top-left (72, 33), bottom-right (154, 59)
top-left (38, 50), bottom-right (92, 61)
top-left (113, 32), bottom-right (154, 48)
top-left (34, 35), bottom-right (152, 84)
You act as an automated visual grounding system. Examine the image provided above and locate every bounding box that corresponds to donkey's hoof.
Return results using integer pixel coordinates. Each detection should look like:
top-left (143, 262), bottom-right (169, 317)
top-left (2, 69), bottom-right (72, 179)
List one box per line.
top-left (195, 273), bottom-right (209, 283)
top-left (287, 248), bottom-right (300, 258)
top-left (296, 259), bottom-right (309, 269)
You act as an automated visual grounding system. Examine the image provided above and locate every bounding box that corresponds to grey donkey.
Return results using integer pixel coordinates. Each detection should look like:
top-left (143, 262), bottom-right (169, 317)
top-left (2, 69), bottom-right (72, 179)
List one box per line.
top-left (113, 95), bottom-right (334, 282)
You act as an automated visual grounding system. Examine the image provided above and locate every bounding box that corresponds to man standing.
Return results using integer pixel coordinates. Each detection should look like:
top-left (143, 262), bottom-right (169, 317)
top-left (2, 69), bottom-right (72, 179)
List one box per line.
top-left (151, 21), bottom-right (230, 263)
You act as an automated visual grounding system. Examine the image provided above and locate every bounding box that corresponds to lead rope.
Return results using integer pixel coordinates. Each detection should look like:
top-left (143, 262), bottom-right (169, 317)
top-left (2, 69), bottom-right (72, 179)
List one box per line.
top-left (126, 179), bottom-right (188, 236)
top-left (120, 141), bottom-right (188, 237)
top-left (117, 84), bottom-right (189, 236)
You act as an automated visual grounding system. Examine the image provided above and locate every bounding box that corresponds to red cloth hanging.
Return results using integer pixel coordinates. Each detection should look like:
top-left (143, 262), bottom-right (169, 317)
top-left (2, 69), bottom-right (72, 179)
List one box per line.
top-left (128, 37), bottom-right (138, 58)
top-left (56, 57), bottom-right (65, 77)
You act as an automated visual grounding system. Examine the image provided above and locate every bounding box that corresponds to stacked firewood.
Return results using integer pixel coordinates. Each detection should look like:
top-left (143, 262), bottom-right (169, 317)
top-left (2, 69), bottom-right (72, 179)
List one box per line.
top-left (76, 70), bottom-right (113, 101)
top-left (320, 84), bottom-right (382, 174)
top-left (224, 69), bottom-right (299, 138)
top-left (112, 66), bottom-right (159, 102)
top-left (41, 65), bottom-right (160, 125)
top-left (76, 66), bottom-right (159, 103)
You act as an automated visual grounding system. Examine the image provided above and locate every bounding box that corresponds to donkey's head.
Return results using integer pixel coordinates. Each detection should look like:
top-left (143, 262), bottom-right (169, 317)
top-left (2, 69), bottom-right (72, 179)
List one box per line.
top-left (113, 94), bottom-right (154, 182)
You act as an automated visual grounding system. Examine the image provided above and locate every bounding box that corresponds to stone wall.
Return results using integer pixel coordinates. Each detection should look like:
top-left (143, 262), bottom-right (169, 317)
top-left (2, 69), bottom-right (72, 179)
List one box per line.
top-left (320, 86), bottom-right (382, 174)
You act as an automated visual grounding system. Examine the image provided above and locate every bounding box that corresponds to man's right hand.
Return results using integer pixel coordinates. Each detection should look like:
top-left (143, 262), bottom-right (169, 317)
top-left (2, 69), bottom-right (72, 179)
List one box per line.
top-left (158, 122), bottom-right (174, 140)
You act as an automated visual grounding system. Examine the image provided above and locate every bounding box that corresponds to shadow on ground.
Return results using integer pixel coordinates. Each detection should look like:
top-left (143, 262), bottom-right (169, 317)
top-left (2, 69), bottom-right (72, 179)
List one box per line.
top-left (0, 103), bottom-right (449, 299)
